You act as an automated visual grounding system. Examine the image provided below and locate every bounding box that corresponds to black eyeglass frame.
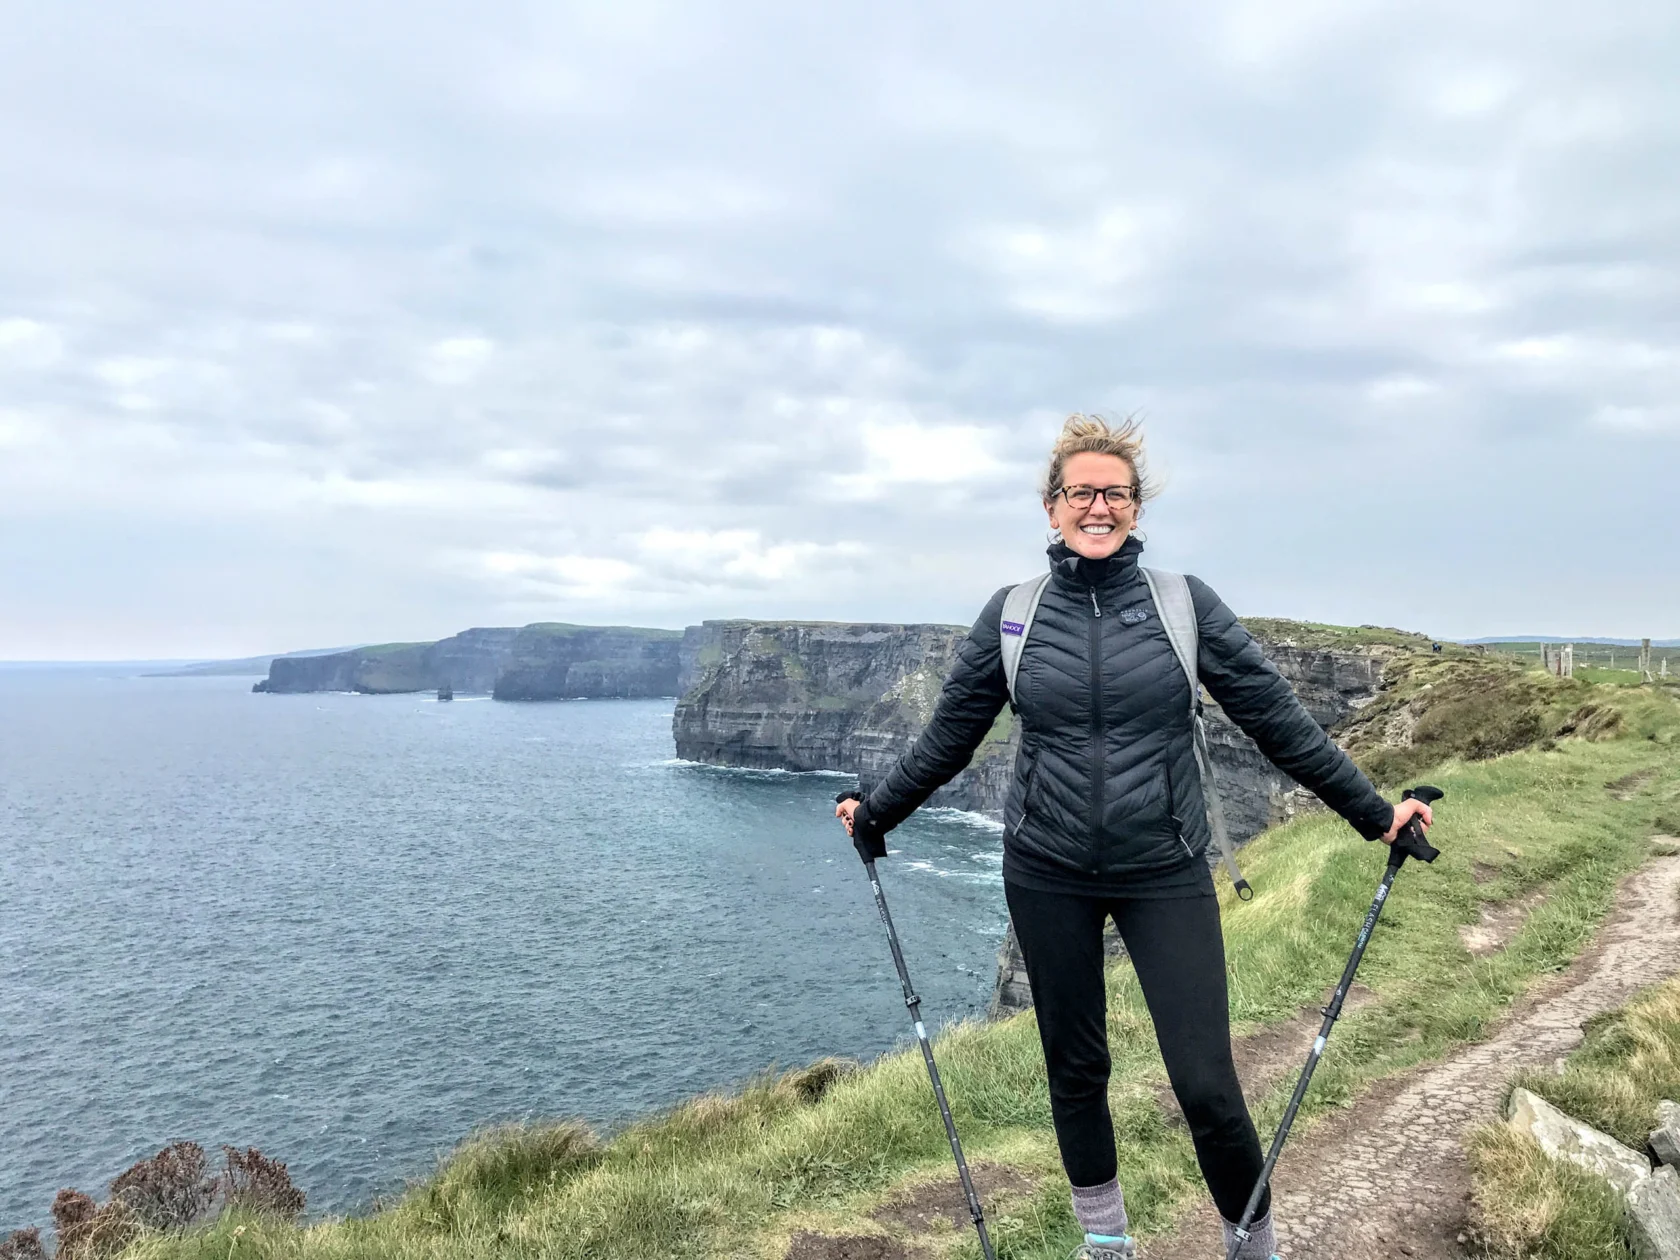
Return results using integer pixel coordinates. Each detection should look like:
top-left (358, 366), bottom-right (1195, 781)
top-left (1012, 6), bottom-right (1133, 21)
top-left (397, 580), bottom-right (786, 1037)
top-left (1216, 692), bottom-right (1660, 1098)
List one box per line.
top-left (1051, 483), bottom-right (1139, 509)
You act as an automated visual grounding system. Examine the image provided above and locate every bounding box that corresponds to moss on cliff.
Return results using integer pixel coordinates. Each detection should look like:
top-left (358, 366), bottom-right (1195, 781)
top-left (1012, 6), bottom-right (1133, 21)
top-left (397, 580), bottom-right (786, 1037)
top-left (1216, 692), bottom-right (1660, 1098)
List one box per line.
top-left (1340, 653), bottom-right (1625, 789)
top-left (519, 623), bottom-right (681, 642)
top-left (1242, 619), bottom-right (1458, 653)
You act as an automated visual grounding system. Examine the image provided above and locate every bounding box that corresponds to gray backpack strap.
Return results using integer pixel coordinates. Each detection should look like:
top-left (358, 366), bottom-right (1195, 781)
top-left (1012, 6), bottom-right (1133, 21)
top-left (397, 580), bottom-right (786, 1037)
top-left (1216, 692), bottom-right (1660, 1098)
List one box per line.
top-left (999, 573), bottom-right (1052, 706)
top-left (1141, 568), bottom-right (1253, 901)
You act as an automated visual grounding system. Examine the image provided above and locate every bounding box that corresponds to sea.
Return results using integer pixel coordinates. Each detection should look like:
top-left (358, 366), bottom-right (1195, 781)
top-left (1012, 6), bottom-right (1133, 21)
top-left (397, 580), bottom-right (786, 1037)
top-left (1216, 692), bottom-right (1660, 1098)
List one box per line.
top-left (0, 668), bottom-right (1008, 1233)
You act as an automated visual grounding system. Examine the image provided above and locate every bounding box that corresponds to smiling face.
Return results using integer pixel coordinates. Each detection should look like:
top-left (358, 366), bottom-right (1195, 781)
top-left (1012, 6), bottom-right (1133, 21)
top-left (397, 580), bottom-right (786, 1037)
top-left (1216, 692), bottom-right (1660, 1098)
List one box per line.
top-left (1044, 451), bottom-right (1140, 560)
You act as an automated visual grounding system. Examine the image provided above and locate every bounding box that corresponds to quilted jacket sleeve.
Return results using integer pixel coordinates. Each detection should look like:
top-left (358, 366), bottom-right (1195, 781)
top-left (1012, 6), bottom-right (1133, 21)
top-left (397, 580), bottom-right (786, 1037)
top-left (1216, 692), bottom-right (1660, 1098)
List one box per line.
top-left (859, 586), bottom-right (1014, 835)
top-left (1187, 575), bottom-right (1395, 841)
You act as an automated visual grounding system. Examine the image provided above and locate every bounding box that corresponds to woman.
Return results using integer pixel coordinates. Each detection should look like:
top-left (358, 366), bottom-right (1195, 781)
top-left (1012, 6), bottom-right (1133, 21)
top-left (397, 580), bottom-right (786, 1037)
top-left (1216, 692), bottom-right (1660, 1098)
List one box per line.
top-left (835, 415), bottom-right (1431, 1260)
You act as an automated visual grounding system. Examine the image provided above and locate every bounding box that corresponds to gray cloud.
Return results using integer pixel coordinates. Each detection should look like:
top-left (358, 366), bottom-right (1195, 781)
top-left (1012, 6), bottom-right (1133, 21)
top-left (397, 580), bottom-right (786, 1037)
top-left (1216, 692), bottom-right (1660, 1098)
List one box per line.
top-left (1, 0), bottom-right (1676, 656)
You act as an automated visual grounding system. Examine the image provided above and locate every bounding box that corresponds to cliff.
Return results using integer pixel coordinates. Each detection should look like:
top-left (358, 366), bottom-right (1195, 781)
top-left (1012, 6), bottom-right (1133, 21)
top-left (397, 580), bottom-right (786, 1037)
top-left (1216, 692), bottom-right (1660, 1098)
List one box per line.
top-left (673, 620), bottom-right (1015, 812)
top-left (253, 642), bottom-right (437, 694)
top-left (673, 616), bottom-right (1411, 828)
top-left (491, 624), bottom-right (681, 700)
top-left (254, 624), bottom-right (679, 699)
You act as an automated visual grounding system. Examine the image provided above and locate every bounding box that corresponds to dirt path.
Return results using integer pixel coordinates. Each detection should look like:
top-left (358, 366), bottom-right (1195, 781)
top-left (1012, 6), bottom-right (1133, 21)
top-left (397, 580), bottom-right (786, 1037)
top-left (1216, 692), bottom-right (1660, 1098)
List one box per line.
top-left (1146, 854), bottom-right (1680, 1260)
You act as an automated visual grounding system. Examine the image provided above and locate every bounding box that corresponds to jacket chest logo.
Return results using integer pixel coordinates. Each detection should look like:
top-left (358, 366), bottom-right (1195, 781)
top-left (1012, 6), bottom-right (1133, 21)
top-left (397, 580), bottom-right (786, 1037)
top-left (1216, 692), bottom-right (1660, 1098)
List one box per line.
top-left (1118, 608), bottom-right (1149, 625)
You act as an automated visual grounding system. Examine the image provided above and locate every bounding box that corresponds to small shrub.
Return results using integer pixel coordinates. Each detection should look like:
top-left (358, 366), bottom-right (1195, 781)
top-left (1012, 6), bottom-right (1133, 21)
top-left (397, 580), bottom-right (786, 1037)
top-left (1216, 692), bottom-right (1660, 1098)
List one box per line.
top-left (220, 1147), bottom-right (305, 1221)
top-left (51, 1191), bottom-right (135, 1260)
top-left (110, 1142), bottom-right (218, 1231)
top-left (49, 1193), bottom-right (95, 1237)
top-left (0, 1229), bottom-right (46, 1260)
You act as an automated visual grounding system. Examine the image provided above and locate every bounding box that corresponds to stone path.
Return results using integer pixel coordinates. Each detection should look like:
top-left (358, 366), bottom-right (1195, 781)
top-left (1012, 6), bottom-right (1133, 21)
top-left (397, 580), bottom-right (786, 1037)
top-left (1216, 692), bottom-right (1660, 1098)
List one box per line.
top-left (1147, 854), bottom-right (1680, 1260)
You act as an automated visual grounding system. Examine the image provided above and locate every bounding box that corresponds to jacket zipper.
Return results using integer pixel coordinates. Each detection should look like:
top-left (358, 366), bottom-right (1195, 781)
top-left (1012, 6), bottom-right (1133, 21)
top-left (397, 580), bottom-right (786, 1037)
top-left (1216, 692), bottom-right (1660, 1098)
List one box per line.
top-left (1088, 581), bottom-right (1104, 873)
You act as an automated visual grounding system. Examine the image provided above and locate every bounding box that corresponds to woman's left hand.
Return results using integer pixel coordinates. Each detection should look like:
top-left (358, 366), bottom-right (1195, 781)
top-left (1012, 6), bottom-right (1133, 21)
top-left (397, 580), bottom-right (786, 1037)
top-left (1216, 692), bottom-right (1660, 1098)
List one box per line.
top-left (1381, 797), bottom-right (1434, 844)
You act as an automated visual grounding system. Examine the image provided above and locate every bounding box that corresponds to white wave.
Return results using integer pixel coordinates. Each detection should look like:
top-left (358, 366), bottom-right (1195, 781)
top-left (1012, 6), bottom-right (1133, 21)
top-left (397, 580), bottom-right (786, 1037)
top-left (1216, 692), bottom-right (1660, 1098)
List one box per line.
top-left (652, 758), bottom-right (854, 779)
top-left (921, 806), bottom-right (1006, 834)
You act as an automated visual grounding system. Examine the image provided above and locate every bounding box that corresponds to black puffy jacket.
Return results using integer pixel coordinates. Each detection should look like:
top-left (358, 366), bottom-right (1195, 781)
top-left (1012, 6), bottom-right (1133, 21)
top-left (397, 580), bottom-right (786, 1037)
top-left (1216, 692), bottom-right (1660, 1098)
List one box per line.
top-left (858, 537), bottom-right (1394, 887)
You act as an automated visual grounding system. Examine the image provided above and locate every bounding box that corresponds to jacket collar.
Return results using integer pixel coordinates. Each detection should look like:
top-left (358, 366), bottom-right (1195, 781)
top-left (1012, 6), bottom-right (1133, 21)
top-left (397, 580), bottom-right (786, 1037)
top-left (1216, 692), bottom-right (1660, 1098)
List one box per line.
top-left (1047, 534), bottom-right (1144, 592)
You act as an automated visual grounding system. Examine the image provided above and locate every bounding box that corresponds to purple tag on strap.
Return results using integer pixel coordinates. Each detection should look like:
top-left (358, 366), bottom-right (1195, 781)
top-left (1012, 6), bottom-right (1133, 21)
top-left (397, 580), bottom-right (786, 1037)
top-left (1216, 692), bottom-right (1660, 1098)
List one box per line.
top-left (1001, 620), bottom-right (1025, 636)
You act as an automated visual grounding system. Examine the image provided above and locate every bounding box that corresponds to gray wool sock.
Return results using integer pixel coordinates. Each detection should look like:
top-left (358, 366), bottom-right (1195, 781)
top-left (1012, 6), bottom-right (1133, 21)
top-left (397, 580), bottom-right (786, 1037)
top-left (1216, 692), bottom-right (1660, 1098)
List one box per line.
top-left (1070, 1178), bottom-right (1129, 1239)
top-left (1221, 1209), bottom-right (1277, 1259)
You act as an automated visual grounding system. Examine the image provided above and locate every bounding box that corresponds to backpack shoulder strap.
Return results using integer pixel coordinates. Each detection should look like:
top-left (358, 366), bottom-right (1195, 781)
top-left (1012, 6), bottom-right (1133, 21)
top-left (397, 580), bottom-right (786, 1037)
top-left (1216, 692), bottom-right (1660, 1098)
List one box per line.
top-left (1141, 567), bottom-right (1198, 696)
top-left (1141, 568), bottom-right (1253, 901)
top-left (999, 573), bottom-right (1052, 707)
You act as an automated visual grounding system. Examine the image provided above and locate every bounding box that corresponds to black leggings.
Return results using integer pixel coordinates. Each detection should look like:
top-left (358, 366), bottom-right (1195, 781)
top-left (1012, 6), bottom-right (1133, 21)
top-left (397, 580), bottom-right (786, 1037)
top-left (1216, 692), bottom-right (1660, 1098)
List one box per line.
top-left (1004, 880), bottom-right (1269, 1224)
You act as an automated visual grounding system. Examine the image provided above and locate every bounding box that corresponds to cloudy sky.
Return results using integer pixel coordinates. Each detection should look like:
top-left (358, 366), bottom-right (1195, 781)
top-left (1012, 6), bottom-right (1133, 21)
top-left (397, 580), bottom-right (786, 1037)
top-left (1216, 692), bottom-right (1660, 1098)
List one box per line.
top-left (1, 1), bottom-right (1675, 658)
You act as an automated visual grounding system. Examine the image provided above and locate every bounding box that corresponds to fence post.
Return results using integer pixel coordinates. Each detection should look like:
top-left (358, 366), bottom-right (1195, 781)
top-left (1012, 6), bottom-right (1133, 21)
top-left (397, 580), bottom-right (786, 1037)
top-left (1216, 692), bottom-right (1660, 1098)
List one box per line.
top-left (1563, 644), bottom-right (1574, 679)
top-left (1640, 639), bottom-right (1654, 683)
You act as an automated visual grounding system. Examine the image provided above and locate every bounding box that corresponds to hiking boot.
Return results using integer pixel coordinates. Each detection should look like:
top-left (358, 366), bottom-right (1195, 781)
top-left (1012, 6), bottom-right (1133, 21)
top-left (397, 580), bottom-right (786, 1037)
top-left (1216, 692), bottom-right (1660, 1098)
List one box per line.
top-left (1070, 1234), bottom-right (1136, 1259)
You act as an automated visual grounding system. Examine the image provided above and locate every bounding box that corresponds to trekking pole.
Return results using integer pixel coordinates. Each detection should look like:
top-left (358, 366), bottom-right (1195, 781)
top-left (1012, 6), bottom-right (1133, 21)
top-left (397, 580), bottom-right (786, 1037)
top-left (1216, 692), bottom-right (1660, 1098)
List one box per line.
top-left (839, 794), bottom-right (997, 1260)
top-left (1225, 785), bottom-right (1445, 1260)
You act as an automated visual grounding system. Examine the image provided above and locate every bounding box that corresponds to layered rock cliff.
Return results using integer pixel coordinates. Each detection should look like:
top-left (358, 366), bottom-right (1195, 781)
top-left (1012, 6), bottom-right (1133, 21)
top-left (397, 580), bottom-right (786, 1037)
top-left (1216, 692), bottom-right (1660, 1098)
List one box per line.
top-left (254, 624), bottom-right (679, 699)
top-left (254, 642), bottom-right (438, 694)
top-left (673, 620), bottom-right (1015, 812)
top-left (673, 616), bottom-right (1399, 829)
top-left (491, 625), bottom-right (681, 700)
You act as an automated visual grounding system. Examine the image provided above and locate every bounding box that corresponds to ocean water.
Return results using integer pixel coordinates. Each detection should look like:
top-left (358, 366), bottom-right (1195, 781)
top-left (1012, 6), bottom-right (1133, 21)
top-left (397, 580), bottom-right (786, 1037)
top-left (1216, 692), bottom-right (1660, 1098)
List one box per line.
top-left (0, 670), bottom-right (1008, 1232)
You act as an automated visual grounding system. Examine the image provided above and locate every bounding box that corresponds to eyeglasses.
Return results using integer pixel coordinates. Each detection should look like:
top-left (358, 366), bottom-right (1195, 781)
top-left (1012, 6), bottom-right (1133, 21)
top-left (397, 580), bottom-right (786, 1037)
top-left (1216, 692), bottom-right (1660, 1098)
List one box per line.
top-left (1053, 484), bottom-right (1138, 509)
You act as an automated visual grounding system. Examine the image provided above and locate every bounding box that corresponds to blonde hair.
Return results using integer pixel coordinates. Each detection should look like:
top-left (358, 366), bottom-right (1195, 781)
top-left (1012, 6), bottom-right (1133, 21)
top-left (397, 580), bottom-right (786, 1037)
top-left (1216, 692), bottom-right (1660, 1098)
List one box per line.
top-left (1040, 413), bottom-right (1157, 504)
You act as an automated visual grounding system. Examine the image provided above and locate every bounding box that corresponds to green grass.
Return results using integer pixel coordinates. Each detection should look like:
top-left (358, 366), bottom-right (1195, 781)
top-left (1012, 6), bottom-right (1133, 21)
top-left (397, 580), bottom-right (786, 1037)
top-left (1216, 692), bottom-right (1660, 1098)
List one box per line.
top-left (1482, 642), bottom-right (1676, 673)
top-left (121, 677), bottom-right (1680, 1260)
top-left (1576, 667), bottom-right (1647, 686)
top-left (1465, 976), bottom-right (1680, 1259)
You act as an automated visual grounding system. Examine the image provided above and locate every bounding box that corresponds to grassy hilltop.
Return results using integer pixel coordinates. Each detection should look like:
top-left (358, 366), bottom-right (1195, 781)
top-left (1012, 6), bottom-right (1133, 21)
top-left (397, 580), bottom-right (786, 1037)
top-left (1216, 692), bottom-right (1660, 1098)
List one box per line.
top-left (69, 626), bottom-right (1680, 1260)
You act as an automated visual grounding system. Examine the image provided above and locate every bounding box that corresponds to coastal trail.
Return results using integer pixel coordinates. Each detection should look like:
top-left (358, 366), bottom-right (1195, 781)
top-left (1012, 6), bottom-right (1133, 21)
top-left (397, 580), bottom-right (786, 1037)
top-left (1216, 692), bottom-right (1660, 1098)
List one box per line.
top-left (1143, 852), bottom-right (1680, 1260)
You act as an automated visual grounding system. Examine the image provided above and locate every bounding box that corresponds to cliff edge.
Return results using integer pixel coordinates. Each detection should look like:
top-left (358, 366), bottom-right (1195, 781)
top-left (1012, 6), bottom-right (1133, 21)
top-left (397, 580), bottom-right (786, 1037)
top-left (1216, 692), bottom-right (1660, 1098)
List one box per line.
top-left (254, 624), bottom-right (679, 699)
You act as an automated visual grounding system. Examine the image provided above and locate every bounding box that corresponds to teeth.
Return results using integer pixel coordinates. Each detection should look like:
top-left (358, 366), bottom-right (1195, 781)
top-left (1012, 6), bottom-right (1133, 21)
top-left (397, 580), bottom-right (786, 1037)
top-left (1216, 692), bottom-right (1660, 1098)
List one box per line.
top-left (1081, 525), bottom-right (1113, 534)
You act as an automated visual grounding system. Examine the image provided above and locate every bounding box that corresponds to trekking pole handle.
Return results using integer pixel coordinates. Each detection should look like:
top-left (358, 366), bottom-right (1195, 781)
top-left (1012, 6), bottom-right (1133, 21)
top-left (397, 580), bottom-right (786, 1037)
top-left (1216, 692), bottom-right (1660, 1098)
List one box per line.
top-left (1389, 784), bottom-right (1444, 867)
